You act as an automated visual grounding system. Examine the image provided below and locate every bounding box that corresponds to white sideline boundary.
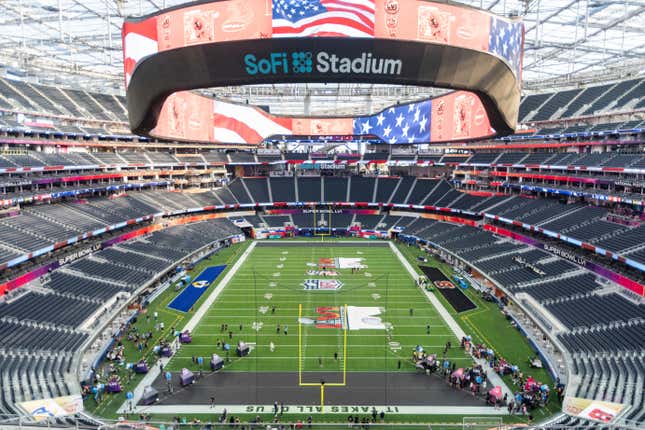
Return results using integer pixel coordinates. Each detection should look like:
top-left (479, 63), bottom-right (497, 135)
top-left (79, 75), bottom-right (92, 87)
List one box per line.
top-left (183, 241), bottom-right (257, 333)
top-left (117, 241), bottom-right (257, 414)
top-left (117, 240), bottom-right (511, 416)
top-left (388, 242), bottom-right (466, 340)
top-left (126, 404), bottom-right (506, 415)
top-left (388, 242), bottom-right (513, 399)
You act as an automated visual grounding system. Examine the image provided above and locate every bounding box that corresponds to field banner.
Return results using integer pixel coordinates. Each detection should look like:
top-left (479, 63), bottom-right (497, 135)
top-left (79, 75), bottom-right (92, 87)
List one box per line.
top-left (563, 396), bottom-right (626, 424)
top-left (18, 395), bottom-right (83, 421)
top-left (346, 306), bottom-right (387, 330)
top-left (317, 257), bottom-right (367, 269)
top-left (338, 257), bottom-right (367, 269)
top-left (168, 265), bottom-right (226, 312)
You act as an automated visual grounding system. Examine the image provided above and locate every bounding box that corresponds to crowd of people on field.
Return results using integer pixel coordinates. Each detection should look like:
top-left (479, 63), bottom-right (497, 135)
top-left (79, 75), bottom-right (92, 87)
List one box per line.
top-left (410, 334), bottom-right (560, 415)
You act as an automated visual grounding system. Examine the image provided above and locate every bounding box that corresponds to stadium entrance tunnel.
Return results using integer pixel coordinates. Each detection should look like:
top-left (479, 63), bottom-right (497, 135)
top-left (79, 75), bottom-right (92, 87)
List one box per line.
top-left (123, 0), bottom-right (523, 145)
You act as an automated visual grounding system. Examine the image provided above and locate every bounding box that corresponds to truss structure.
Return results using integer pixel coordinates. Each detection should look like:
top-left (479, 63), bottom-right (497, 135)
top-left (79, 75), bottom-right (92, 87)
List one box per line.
top-left (0, 0), bottom-right (642, 112)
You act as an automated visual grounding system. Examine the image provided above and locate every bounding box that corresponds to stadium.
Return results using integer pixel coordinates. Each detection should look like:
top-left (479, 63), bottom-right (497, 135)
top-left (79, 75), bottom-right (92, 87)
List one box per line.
top-left (0, 0), bottom-right (643, 429)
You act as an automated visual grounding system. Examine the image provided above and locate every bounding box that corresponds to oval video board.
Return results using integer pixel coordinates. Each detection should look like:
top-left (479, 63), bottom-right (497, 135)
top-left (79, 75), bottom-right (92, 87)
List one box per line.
top-left (123, 0), bottom-right (524, 144)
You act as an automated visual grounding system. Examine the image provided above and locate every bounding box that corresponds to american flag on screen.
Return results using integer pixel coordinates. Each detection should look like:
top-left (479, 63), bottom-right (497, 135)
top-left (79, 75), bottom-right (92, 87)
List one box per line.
top-left (213, 101), bottom-right (292, 144)
top-left (122, 19), bottom-right (158, 87)
top-left (272, 0), bottom-right (375, 38)
top-left (489, 16), bottom-right (524, 79)
top-left (353, 101), bottom-right (431, 144)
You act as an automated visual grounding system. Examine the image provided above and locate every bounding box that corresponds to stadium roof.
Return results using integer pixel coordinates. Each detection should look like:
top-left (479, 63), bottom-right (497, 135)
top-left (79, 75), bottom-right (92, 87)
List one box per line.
top-left (0, 0), bottom-right (643, 114)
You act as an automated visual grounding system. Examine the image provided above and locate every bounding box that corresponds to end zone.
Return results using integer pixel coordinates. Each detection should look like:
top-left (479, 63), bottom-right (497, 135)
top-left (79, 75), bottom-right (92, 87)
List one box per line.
top-left (168, 265), bottom-right (227, 312)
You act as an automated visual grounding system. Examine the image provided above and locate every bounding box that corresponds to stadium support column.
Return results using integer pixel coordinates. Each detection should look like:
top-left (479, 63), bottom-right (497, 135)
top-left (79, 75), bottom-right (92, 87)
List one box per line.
top-left (304, 92), bottom-right (311, 116)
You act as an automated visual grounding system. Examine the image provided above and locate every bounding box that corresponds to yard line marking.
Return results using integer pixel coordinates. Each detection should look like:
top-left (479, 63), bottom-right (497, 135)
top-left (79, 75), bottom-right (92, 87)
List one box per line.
top-left (298, 302), bottom-right (302, 385)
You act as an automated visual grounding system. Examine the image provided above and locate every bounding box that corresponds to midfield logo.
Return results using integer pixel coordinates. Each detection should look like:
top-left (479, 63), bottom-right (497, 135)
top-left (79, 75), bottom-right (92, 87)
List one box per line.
top-left (302, 279), bottom-right (344, 291)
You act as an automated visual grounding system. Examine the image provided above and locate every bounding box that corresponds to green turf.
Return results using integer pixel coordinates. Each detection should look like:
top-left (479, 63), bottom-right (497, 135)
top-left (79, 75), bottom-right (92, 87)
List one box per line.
top-left (395, 241), bottom-right (561, 418)
top-left (84, 241), bottom-right (251, 417)
top-left (86, 237), bottom-right (560, 426)
top-left (165, 243), bottom-right (470, 374)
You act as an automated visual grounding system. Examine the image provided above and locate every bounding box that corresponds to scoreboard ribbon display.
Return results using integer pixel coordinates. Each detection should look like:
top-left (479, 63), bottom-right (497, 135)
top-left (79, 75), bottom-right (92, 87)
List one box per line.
top-left (123, 0), bottom-right (523, 144)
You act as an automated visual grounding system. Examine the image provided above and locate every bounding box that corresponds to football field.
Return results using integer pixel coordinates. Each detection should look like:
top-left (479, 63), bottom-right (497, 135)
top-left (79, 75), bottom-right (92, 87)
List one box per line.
top-left (164, 241), bottom-right (470, 377)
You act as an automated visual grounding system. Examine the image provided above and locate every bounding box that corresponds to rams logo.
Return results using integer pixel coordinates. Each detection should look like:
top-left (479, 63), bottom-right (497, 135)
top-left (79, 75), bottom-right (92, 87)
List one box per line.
top-left (192, 280), bottom-right (210, 289)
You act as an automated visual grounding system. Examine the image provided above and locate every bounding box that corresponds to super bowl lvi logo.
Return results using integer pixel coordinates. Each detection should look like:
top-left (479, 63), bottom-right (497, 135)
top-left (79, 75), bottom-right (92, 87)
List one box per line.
top-left (384, 0), bottom-right (399, 37)
top-left (222, 2), bottom-right (254, 33)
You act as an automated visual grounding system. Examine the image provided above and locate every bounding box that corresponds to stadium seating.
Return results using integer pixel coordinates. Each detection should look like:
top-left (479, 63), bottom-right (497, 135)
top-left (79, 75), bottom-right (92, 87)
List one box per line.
top-left (518, 78), bottom-right (643, 123)
top-left (0, 161), bottom-right (642, 424)
top-left (397, 218), bottom-right (644, 424)
top-left (2, 149), bottom-right (645, 175)
top-left (0, 218), bottom-right (240, 416)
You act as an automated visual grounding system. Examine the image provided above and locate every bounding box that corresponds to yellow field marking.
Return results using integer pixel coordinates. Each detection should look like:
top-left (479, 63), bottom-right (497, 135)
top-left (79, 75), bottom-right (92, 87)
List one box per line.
top-left (462, 307), bottom-right (488, 319)
top-left (343, 303), bottom-right (348, 386)
top-left (298, 303), bottom-right (302, 385)
top-left (320, 384), bottom-right (325, 411)
top-left (462, 315), bottom-right (499, 356)
top-left (298, 304), bottom-right (347, 396)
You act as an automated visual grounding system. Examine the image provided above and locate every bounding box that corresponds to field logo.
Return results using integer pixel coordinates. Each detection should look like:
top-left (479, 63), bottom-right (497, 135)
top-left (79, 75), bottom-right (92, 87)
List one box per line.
top-left (318, 257), bottom-right (367, 269)
top-left (314, 306), bottom-right (346, 329)
top-left (434, 280), bottom-right (456, 289)
top-left (192, 280), bottom-right (209, 289)
top-left (302, 279), bottom-right (344, 291)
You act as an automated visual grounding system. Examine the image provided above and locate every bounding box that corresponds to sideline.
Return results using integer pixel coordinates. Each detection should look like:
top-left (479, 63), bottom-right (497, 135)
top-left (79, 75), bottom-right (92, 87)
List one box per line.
top-left (388, 242), bottom-right (513, 399)
top-left (117, 241), bottom-right (257, 414)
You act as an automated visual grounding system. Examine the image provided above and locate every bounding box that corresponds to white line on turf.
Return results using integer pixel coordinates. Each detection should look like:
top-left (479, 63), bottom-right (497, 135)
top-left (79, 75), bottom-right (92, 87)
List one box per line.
top-left (118, 241), bottom-right (257, 414)
top-left (388, 241), bottom-right (513, 399)
top-left (126, 404), bottom-right (507, 415)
